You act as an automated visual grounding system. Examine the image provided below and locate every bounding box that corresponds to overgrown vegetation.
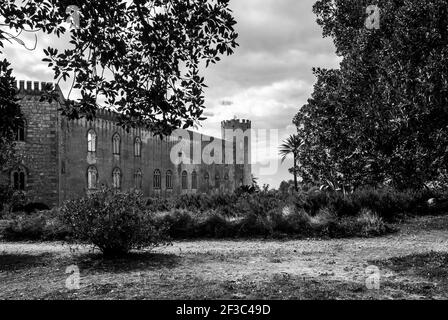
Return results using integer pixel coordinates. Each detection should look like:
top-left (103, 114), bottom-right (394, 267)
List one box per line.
top-left (2, 209), bottom-right (70, 241)
top-left (2, 186), bottom-right (447, 248)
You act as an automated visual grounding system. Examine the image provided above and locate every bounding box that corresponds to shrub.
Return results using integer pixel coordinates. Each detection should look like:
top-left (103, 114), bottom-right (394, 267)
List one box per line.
top-left (61, 189), bottom-right (169, 257)
top-left (356, 209), bottom-right (387, 237)
top-left (309, 207), bottom-right (336, 227)
top-left (146, 197), bottom-right (174, 212)
top-left (237, 212), bottom-right (273, 237)
top-left (157, 209), bottom-right (241, 239)
top-left (196, 211), bottom-right (239, 238)
top-left (174, 193), bottom-right (239, 216)
top-left (157, 209), bottom-right (199, 238)
top-left (152, 203), bottom-right (393, 240)
top-left (2, 209), bottom-right (70, 241)
top-left (236, 190), bottom-right (287, 217)
top-left (12, 202), bottom-right (50, 214)
top-left (0, 185), bottom-right (25, 215)
top-left (290, 187), bottom-right (445, 221)
top-left (269, 207), bottom-right (311, 236)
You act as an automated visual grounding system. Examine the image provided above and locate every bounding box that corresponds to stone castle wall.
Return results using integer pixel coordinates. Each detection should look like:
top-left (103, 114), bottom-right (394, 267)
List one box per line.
top-left (3, 80), bottom-right (252, 207)
top-left (0, 81), bottom-right (63, 207)
top-left (61, 115), bottom-right (242, 200)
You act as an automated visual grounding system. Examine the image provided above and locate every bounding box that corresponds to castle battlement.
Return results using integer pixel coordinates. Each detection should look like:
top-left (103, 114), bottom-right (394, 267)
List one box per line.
top-left (221, 118), bottom-right (252, 128)
top-left (95, 107), bottom-right (117, 121)
top-left (15, 80), bottom-right (55, 94)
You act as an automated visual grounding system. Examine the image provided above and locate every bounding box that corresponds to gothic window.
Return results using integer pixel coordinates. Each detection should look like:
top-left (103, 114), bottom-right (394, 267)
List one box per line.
top-left (134, 137), bottom-right (142, 157)
top-left (112, 133), bottom-right (121, 155)
top-left (215, 173), bottom-right (220, 188)
top-left (153, 169), bottom-right (161, 189)
top-left (224, 173), bottom-right (229, 181)
top-left (87, 129), bottom-right (96, 152)
top-left (204, 172), bottom-right (210, 185)
top-left (191, 171), bottom-right (198, 190)
top-left (16, 119), bottom-right (26, 142)
top-left (112, 167), bottom-right (121, 189)
top-left (11, 166), bottom-right (26, 191)
top-left (87, 166), bottom-right (98, 190)
top-left (134, 169), bottom-right (142, 190)
top-left (166, 170), bottom-right (173, 189)
top-left (182, 171), bottom-right (188, 190)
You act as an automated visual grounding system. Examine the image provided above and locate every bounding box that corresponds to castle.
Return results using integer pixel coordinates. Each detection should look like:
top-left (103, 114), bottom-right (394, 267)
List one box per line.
top-left (0, 80), bottom-right (252, 208)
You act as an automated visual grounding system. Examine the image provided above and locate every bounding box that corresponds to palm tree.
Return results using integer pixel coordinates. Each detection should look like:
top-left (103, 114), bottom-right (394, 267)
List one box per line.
top-left (279, 134), bottom-right (303, 192)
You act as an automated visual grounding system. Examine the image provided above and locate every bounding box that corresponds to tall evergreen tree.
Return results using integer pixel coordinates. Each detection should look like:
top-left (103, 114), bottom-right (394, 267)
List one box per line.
top-left (295, 0), bottom-right (448, 190)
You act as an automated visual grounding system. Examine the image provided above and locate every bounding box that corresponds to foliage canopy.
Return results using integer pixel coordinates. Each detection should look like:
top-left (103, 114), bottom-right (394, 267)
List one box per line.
top-left (294, 0), bottom-right (448, 190)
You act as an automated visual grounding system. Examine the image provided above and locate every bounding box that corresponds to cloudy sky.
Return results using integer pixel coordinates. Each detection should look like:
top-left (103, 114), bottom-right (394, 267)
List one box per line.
top-left (3, 0), bottom-right (340, 188)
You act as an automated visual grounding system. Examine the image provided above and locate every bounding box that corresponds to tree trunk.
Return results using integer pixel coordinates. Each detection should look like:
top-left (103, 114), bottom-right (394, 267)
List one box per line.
top-left (293, 157), bottom-right (298, 192)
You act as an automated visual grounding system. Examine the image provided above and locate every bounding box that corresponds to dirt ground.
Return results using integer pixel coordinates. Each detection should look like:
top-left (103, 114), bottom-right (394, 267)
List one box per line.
top-left (1, 215), bottom-right (448, 300)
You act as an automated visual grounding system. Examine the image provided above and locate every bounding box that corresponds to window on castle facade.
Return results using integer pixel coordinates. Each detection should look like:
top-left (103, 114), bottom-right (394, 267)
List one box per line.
top-left (87, 129), bottom-right (96, 152)
top-left (166, 170), bottom-right (173, 189)
top-left (112, 133), bottom-right (121, 155)
top-left (134, 169), bottom-right (142, 190)
top-left (191, 171), bottom-right (198, 190)
top-left (16, 120), bottom-right (26, 142)
top-left (182, 171), bottom-right (188, 190)
top-left (11, 167), bottom-right (26, 191)
top-left (224, 173), bottom-right (229, 181)
top-left (87, 166), bottom-right (98, 190)
top-left (134, 137), bottom-right (142, 157)
top-left (153, 169), bottom-right (161, 189)
top-left (112, 168), bottom-right (121, 189)
top-left (204, 172), bottom-right (210, 185)
top-left (215, 173), bottom-right (220, 188)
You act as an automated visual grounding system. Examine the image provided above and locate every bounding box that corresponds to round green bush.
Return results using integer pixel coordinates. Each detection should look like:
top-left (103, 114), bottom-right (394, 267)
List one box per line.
top-left (61, 189), bottom-right (169, 257)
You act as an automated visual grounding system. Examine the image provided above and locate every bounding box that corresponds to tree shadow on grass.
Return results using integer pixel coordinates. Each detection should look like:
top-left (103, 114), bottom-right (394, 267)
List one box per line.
top-left (371, 251), bottom-right (448, 298)
top-left (0, 253), bottom-right (54, 271)
top-left (372, 251), bottom-right (448, 281)
top-left (71, 251), bottom-right (181, 273)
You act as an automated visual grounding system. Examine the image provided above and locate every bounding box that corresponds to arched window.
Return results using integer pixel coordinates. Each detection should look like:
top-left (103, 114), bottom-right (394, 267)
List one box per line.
top-left (112, 168), bottom-right (121, 189)
top-left (134, 169), bottom-right (142, 190)
top-left (16, 119), bottom-right (26, 142)
top-left (112, 133), bottom-right (121, 155)
top-left (182, 171), bottom-right (188, 190)
top-left (87, 166), bottom-right (98, 189)
top-left (87, 129), bottom-right (96, 152)
top-left (224, 173), bottom-right (229, 181)
top-left (204, 172), bottom-right (210, 185)
top-left (191, 171), bottom-right (198, 190)
top-left (215, 173), bottom-right (220, 188)
top-left (166, 170), bottom-right (173, 189)
top-left (134, 137), bottom-right (142, 157)
top-left (11, 166), bottom-right (26, 191)
top-left (153, 169), bottom-right (161, 189)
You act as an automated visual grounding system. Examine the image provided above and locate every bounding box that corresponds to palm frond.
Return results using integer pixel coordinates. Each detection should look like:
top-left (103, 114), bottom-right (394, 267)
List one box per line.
top-left (279, 134), bottom-right (303, 163)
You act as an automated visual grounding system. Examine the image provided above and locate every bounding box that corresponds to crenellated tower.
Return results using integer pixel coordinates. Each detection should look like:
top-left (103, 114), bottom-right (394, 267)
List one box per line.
top-left (221, 117), bottom-right (252, 187)
top-left (3, 80), bottom-right (65, 206)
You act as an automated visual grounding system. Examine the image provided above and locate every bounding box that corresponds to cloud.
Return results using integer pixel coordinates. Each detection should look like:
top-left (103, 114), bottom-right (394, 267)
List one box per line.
top-left (198, 0), bottom-right (341, 187)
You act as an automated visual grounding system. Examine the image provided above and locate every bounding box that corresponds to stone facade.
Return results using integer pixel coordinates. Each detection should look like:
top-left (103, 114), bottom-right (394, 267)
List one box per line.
top-left (0, 80), bottom-right (252, 207)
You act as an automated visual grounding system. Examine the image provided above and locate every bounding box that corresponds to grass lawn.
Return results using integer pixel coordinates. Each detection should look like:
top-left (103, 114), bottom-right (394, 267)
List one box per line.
top-left (1, 215), bottom-right (448, 300)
